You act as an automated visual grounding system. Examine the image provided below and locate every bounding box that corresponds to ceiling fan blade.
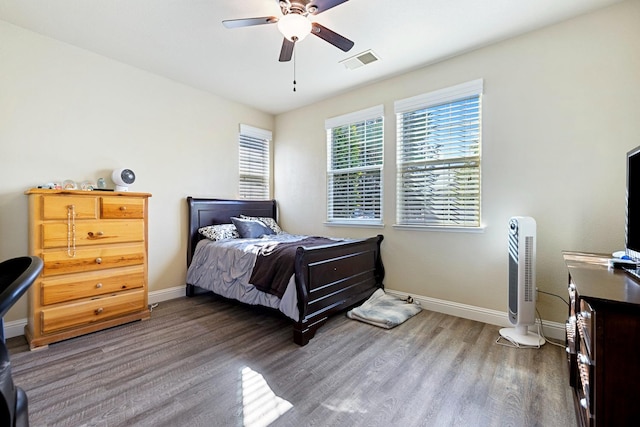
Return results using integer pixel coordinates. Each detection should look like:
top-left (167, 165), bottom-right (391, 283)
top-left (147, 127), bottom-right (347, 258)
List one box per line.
top-left (311, 22), bottom-right (354, 52)
top-left (222, 16), bottom-right (278, 29)
top-left (308, 0), bottom-right (349, 15)
top-left (279, 38), bottom-right (295, 62)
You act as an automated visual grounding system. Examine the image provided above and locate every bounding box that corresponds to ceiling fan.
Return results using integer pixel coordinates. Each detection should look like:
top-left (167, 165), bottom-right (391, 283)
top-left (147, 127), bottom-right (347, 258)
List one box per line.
top-left (222, 0), bottom-right (355, 62)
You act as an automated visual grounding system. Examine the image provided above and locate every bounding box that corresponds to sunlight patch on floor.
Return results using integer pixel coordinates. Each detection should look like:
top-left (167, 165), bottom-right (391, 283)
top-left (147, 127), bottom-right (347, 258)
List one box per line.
top-left (241, 366), bottom-right (293, 427)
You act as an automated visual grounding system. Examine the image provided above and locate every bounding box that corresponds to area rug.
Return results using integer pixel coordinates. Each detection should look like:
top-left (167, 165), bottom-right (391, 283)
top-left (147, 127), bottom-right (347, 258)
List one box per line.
top-left (347, 289), bottom-right (422, 329)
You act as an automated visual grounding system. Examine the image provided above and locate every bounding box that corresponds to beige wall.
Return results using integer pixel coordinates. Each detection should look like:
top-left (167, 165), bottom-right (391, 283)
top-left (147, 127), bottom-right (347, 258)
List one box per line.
top-left (274, 0), bottom-right (640, 323)
top-left (0, 21), bottom-right (274, 322)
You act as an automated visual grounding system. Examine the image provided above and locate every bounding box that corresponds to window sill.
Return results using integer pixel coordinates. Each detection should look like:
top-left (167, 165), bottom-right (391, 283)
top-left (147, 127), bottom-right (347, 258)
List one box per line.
top-left (393, 224), bottom-right (486, 233)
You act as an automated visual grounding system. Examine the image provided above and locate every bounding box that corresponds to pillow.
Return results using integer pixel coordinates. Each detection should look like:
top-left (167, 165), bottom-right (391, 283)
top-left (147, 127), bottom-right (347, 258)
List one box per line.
top-left (198, 223), bottom-right (239, 241)
top-left (240, 215), bottom-right (283, 234)
top-left (231, 217), bottom-right (275, 239)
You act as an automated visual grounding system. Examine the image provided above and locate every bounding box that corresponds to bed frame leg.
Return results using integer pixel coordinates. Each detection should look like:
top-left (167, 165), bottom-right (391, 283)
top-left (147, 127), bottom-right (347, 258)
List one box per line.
top-left (293, 316), bottom-right (329, 346)
top-left (186, 284), bottom-right (195, 297)
top-left (293, 330), bottom-right (310, 346)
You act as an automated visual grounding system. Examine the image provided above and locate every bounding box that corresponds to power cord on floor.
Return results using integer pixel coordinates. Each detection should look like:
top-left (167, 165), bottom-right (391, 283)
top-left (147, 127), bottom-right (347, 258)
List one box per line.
top-left (148, 303), bottom-right (159, 312)
top-left (535, 308), bottom-right (564, 348)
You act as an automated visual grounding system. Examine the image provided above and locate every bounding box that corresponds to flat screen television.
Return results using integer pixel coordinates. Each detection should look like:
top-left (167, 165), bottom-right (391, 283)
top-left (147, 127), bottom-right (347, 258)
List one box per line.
top-left (626, 145), bottom-right (640, 261)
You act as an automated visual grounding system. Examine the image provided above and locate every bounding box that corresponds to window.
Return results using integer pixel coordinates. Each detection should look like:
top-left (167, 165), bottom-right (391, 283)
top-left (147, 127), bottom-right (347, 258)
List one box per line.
top-left (325, 105), bottom-right (384, 224)
top-left (239, 124), bottom-right (271, 199)
top-left (395, 79), bottom-right (483, 228)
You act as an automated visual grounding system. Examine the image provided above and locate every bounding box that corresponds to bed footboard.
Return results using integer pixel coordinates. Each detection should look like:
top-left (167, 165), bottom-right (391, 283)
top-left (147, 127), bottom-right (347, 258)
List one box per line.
top-left (293, 234), bottom-right (384, 345)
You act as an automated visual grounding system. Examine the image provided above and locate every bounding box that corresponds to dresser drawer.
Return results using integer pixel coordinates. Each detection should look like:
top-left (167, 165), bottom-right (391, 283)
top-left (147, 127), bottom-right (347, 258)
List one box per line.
top-left (42, 195), bottom-right (98, 220)
top-left (577, 299), bottom-right (594, 358)
top-left (101, 197), bottom-right (145, 219)
top-left (42, 219), bottom-right (144, 248)
top-left (569, 282), bottom-right (577, 317)
top-left (42, 244), bottom-right (145, 276)
top-left (577, 348), bottom-right (594, 421)
top-left (41, 290), bottom-right (146, 334)
top-left (41, 266), bottom-right (145, 305)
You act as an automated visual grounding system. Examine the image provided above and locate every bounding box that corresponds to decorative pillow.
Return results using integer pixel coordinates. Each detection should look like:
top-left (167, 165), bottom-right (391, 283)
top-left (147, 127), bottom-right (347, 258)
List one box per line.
top-left (231, 217), bottom-right (275, 239)
top-left (240, 215), bottom-right (283, 234)
top-left (198, 223), bottom-right (239, 241)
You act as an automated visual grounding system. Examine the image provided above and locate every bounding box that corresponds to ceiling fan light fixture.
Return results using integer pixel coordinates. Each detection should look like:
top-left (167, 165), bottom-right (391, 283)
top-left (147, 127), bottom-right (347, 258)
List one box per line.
top-left (277, 13), bottom-right (312, 42)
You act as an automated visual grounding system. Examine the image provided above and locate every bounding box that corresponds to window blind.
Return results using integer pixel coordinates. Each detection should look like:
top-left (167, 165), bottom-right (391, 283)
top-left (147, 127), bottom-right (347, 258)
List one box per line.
top-left (325, 105), bottom-right (384, 223)
top-left (395, 80), bottom-right (483, 227)
top-left (239, 124), bottom-right (271, 200)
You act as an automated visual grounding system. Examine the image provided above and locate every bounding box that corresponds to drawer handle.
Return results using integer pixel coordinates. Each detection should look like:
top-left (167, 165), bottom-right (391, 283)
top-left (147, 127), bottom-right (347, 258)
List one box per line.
top-left (119, 206), bottom-right (127, 211)
top-left (95, 257), bottom-right (102, 264)
top-left (96, 283), bottom-right (103, 289)
top-left (578, 352), bottom-right (592, 366)
top-left (95, 307), bottom-right (103, 315)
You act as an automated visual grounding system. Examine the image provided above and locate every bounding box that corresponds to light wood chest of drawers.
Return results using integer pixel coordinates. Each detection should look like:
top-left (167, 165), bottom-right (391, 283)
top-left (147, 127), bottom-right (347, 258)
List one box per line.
top-left (25, 189), bottom-right (152, 349)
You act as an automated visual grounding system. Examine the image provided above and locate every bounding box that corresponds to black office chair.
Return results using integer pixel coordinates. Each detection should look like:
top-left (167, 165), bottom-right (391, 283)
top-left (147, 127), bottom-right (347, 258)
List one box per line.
top-left (0, 256), bottom-right (43, 427)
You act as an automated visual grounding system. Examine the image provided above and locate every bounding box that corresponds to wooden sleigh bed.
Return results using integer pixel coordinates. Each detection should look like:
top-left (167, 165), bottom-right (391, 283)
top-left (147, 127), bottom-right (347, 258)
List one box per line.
top-left (185, 197), bottom-right (385, 346)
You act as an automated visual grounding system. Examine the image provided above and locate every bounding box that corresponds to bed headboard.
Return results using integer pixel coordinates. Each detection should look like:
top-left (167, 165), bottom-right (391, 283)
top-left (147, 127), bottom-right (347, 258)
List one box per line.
top-left (186, 197), bottom-right (277, 266)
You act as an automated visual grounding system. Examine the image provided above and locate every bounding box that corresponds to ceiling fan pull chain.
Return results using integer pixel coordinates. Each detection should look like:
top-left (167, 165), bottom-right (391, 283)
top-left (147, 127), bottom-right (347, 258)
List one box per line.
top-left (293, 48), bottom-right (297, 92)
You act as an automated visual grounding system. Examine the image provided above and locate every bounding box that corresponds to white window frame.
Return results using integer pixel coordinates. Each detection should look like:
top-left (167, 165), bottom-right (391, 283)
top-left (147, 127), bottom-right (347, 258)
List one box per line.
top-left (395, 79), bottom-right (483, 230)
top-left (325, 105), bottom-right (384, 226)
top-left (239, 124), bottom-right (271, 200)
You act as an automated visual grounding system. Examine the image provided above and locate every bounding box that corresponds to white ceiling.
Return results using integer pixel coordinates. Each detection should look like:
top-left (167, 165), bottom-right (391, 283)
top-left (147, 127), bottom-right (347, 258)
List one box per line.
top-left (0, 0), bottom-right (624, 115)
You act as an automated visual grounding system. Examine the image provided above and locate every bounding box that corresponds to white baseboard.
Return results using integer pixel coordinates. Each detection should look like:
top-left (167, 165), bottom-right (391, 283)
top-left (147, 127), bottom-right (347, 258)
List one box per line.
top-left (3, 319), bottom-right (28, 341)
top-left (3, 285), bottom-right (188, 340)
top-left (385, 288), bottom-right (566, 342)
top-left (4, 285), bottom-right (565, 343)
top-left (148, 285), bottom-right (186, 305)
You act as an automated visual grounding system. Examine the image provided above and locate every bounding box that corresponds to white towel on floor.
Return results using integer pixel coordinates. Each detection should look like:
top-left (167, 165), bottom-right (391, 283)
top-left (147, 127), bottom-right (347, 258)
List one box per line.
top-left (347, 289), bottom-right (422, 329)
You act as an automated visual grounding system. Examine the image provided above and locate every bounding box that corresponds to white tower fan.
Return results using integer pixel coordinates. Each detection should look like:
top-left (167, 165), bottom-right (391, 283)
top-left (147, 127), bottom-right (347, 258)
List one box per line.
top-left (499, 217), bottom-right (545, 347)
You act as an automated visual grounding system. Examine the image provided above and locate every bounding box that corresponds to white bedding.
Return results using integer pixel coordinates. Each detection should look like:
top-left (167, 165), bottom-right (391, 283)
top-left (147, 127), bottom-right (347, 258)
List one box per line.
top-left (186, 233), bottom-right (313, 322)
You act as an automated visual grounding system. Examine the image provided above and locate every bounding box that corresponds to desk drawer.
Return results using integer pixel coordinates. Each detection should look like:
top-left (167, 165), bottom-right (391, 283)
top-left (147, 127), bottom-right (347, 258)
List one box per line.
top-left (41, 266), bottom-right (145, 305)
top-left (42, 244), bottom-right (145, 276)
top-left (41, 289), bottom-right (145, 334)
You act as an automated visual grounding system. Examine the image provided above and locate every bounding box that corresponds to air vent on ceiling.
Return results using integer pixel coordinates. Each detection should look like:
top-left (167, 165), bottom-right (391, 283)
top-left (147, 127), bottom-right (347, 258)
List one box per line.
top-left (339, 50), bottom-right (380, 70)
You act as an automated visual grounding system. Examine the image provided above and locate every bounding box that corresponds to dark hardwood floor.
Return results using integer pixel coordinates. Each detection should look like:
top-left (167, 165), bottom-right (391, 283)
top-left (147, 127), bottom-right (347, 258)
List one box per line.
top-left (8, 294), bottom-right (576, 427)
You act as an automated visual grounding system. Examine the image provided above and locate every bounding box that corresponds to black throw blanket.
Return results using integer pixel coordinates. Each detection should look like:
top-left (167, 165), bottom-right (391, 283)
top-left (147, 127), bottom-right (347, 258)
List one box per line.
top-left (249, 237), bottom-right (338, 298)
